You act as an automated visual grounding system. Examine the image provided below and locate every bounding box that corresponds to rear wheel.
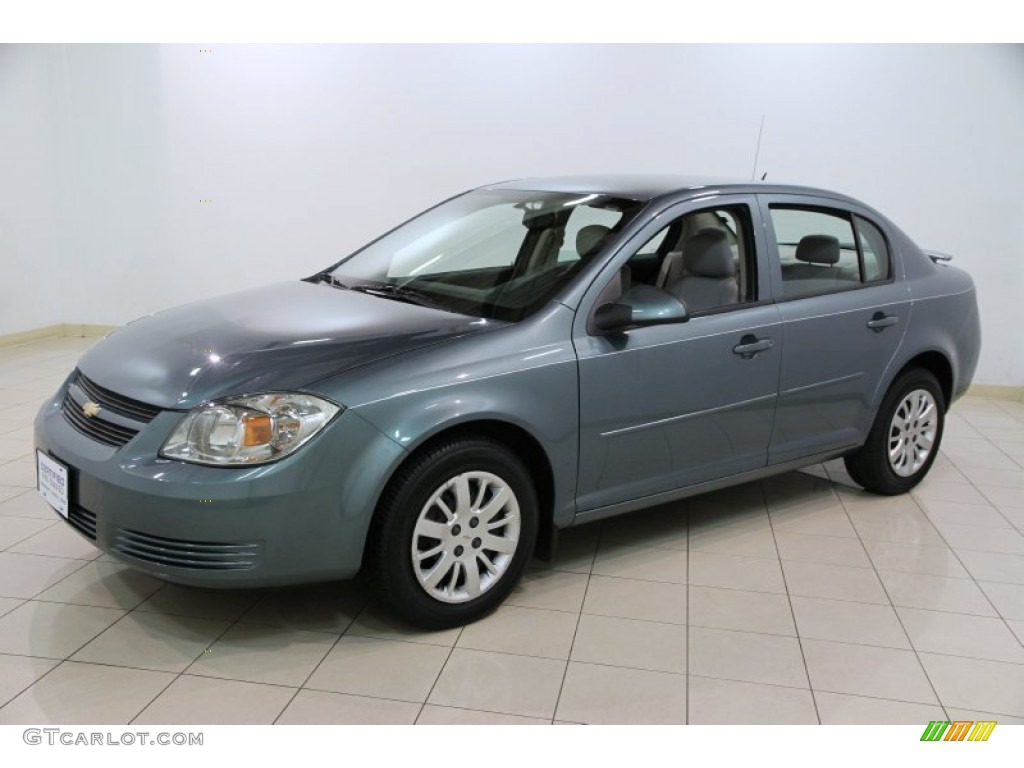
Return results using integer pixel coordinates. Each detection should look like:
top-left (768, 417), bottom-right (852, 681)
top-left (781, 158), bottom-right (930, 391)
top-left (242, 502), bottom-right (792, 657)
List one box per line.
top-left (367, 436), bottom-right (538, 629)
top-left (844, 368), bottom-right (945, 495)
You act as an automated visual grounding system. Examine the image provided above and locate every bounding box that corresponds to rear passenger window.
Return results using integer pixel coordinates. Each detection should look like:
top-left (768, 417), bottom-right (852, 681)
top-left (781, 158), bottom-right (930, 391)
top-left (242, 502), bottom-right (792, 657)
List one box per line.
top-left (770, 206), bottom-right (864, 299)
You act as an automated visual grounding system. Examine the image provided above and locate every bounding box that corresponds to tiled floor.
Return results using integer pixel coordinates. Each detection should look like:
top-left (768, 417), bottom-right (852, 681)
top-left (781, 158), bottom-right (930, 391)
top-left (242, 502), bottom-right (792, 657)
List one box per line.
top-left (1, 337), bottom-right (1023, 724)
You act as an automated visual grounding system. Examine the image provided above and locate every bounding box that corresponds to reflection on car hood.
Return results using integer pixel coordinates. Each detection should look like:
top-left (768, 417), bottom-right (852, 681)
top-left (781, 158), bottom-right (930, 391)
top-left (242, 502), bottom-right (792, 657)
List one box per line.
top-left (76, 281), bottom-right (496, 409)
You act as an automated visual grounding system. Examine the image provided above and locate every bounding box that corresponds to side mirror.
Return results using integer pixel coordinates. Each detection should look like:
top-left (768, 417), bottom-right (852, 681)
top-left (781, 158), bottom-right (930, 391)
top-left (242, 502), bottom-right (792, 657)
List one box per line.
top-left (593, 285), bottom-right (689, 333)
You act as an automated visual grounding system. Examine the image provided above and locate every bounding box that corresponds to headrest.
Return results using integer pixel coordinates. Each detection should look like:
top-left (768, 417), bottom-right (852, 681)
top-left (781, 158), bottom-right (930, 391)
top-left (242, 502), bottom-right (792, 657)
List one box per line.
top-left (683, 229), bottom-right (736, 278)
top-left (577, 225), bottom-right (610, 258)
top-left (795, 234), bottom-right (840, 265)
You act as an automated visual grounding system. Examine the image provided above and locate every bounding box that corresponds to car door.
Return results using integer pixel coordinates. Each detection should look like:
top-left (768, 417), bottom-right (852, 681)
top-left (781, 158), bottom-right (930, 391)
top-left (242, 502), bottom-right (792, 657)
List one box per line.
top-left (572, 195), bottom-right (783, 514)
top-left (759, 194), bottom-right (911, 464)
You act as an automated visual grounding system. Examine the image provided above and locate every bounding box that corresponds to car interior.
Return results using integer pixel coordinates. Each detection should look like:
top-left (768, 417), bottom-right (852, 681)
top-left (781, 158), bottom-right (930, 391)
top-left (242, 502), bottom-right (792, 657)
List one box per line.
top-left (613, 207), bottom-right (752, 315)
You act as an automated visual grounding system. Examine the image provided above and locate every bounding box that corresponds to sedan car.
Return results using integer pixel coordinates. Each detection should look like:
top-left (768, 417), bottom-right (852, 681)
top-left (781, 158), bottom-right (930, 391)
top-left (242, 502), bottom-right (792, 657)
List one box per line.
top-left (34, 176), bottom-right (981, 628)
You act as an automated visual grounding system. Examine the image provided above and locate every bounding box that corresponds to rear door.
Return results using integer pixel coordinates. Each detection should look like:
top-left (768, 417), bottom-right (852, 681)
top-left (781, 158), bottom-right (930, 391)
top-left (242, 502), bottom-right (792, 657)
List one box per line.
top-left (759, 194), bottom-right (911, 464)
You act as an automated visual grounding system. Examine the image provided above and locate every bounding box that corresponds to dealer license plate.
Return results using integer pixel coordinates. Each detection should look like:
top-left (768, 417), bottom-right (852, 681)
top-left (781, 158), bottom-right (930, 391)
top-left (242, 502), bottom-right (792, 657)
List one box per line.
top-left (37, 450), bottom-right (69, 519)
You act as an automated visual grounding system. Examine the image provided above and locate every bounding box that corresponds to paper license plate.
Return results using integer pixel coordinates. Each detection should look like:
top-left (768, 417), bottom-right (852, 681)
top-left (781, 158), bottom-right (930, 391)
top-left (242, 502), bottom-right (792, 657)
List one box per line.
top-left (37, 450), bottom-right (69, 519)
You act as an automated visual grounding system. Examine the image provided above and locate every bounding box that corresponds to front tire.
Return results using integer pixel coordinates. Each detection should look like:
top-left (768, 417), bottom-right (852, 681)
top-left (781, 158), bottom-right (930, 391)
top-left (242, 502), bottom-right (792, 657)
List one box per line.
top-left (844, 368), bottom-right (945, 495)
top-left (366, 436), bottom-right (538, 629)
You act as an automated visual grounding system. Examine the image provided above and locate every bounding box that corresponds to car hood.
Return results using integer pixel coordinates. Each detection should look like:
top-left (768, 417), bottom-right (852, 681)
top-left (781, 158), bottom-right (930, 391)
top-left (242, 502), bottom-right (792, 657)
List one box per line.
top-left (76, 281), bottom-right (496, 410)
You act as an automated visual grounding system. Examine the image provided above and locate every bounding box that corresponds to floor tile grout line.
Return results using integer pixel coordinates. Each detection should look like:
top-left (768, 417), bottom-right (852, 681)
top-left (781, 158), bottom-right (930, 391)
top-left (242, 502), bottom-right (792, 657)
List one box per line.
top-left (761, 476), bottom-right (821, 725)
top-left (0, 662), bottom-right (64, 712)
top-left (955, 406), bottom-right (1024, 471)
top-left (0, 597), bottom-right (28, 619)
top-left (834, 474), bottom-right (950, 721)
top-left (0, 519), bottom-right (61, 553)
top-left (410, 610), bottom-right (465, 725)
top-left (410, 700), bottom-right (550, 724)
top-left (907, 466), bottom-right (1024, 652)
top-left (693, 673), bottom-right (953, 719)
top-left (0, 548), bottom-right (102, 562)
top-left (128, 584), bottom-right (266, 725)
top-left (0, 489), bottom-right (38, 506)
top-left (10, 645), bottom-right (995, 712)
top-left (548, 519), bottom-right (600, 725)
top-left (270, 602), bottom-right (365, 725)
top-left (919, 479), bottom-right (1024, 534)
top-left (20, 553), bottom-right (94, 603)
top-left (16, 617), bottom-right (1024, 673)
top-left (0, 576), bottom-right (172, 720)
top-left (599, 578), bottom-right (991, 610)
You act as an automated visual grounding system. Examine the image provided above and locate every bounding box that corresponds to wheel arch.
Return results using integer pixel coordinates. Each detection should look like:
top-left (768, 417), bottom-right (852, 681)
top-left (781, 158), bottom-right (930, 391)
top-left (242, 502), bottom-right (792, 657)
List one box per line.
top-left (365, 418), bottom-right (559, 564)
top-left (892, 350), bottom-right (954, 411)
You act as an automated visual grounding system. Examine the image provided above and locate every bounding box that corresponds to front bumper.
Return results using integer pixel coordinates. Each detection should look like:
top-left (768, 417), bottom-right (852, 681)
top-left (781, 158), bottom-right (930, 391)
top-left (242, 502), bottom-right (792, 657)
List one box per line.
top-left (33, 386), bottom-right (406, 588)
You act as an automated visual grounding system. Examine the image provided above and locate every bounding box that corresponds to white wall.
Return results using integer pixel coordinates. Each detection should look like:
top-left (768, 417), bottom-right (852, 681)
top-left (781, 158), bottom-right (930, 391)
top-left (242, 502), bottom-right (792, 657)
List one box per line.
top-left (0, 46), bottom-right (65, 334)
top-left (3, 44), bottom-right (1023, 384)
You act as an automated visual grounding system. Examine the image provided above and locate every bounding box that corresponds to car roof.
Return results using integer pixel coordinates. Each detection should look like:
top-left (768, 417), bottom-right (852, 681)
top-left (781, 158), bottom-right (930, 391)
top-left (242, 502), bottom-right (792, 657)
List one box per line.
top-left (483, 174), bottom-right (863, 206)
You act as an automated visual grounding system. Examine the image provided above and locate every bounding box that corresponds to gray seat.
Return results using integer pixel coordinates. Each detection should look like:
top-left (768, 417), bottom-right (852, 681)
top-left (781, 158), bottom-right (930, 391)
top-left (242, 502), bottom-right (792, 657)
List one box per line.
top-left (656, 221), bottom-right (738, 290)
top-left (781, 235), bottom-right (850, 297)
top-left (796, 234), bottom-right (840, 265)
top-left (668, 229), bottom-right (738, 311)
top-left (577, 225), bottom-right (611, 259)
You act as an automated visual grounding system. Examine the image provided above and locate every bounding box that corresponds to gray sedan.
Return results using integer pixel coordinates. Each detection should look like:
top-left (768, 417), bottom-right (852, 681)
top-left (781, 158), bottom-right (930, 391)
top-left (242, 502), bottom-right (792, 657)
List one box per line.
top-left (34, 176), bottom-right (981, 627)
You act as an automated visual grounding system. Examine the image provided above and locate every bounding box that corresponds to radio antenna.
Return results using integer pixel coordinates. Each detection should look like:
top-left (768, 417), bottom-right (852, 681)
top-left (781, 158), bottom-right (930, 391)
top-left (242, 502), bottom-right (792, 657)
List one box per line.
top-left (751, 114), bottom-right (766, 181)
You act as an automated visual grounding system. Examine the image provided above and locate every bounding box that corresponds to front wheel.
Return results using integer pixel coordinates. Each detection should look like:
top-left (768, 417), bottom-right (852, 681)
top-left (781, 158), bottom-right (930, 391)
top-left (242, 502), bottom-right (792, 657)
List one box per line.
top-left (844, 368), bottom-right (945, 495)
top-left (366, 436), bottom-right (538, 629)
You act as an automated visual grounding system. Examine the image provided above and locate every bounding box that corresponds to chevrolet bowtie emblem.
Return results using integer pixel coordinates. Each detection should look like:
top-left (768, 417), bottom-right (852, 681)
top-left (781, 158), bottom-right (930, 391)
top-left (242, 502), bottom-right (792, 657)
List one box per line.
top-left (82, 401), bottom-right (101, 418)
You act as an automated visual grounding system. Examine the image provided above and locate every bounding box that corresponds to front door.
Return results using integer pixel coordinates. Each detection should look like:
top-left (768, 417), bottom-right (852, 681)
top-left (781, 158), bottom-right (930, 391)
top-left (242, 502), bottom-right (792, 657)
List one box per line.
top-left (573, 196), bottom-right (783, 513)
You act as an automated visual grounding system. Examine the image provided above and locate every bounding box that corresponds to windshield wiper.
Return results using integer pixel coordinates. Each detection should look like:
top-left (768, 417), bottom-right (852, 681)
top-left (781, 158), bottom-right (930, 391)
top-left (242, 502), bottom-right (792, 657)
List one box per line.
top-left (348, 283), bottom-right (451, 312)
top-left (308, 272), bottom-right (348, 289)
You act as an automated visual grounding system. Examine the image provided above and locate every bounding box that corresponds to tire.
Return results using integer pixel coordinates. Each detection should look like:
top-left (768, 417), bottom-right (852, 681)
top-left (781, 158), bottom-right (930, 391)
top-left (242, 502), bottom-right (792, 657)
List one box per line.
top-left (844, 368), bottom-right (945, 495)
top-left (366, 436), bottom-right (538, 629)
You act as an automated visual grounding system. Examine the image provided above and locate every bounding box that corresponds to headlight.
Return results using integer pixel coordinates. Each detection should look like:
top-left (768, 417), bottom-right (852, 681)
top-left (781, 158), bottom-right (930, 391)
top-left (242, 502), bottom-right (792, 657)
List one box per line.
top-left (160, 392), bottom-right (342, 466)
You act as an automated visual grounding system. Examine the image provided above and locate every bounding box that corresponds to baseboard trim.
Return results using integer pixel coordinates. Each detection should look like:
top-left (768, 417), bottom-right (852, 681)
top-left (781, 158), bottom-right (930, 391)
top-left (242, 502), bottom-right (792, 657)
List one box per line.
top-left (65, 324), bottom-right (119, 338)
top-left (0, 323), bottom-right (117, 348)
top-left (0, 324), bottom-right (64, 347)
top-left (966, 384), bottom-right (1024, 401)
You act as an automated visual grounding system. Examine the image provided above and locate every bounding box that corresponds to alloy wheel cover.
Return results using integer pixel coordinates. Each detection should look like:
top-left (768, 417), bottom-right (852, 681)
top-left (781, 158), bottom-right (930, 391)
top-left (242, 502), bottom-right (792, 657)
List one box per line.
top-left (410, 471), bottom-right (521, 604)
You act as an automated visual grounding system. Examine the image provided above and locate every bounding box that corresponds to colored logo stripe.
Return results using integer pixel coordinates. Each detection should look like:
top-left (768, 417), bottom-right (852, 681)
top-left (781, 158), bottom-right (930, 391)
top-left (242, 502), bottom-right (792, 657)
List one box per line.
top-left (920, 720), bottom-right (996, 742)
top-left (968, 722), bottom-right (997, 741)
top-left (944, 721), bottom-right (974, 741)
top-left (921, 721), bottom-right (949, 741)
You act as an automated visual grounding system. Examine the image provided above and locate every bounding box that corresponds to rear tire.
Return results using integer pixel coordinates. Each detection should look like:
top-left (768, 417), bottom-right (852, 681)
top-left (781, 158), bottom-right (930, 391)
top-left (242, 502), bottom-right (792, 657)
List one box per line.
top-left (844, 368), bottom-right (945, 495)
top-left (366, 436), bottom-right (538, 629)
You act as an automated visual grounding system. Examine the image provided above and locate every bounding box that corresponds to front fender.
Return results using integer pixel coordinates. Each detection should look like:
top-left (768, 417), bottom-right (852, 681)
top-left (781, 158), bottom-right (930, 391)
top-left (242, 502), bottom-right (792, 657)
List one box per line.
top-left (351, 357), bottom-right (580, 527)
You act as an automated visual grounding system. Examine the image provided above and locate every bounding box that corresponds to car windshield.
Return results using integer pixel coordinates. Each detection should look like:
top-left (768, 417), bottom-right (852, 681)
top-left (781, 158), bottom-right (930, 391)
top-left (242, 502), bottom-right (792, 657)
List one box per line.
top-left (325, 189), bottom-right (645, 322)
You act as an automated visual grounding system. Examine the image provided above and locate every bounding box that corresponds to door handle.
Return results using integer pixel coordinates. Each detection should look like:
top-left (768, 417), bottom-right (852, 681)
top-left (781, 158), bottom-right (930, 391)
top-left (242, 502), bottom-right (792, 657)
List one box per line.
top-left (732, 335), bottom-right (774, 359)
top-left (866, 312), bottom-right (900, 332)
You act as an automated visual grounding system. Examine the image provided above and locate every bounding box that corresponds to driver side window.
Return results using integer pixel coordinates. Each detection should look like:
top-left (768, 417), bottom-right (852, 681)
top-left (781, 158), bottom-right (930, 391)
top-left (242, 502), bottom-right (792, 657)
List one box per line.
top-left (623, 206), bottom-right (756, 314)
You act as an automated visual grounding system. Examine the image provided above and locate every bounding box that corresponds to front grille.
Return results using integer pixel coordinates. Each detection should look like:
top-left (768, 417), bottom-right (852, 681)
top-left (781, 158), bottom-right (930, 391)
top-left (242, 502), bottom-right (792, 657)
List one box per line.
top-left (62, 390), bottom-right (140, 447)
top-left (67, 504), bottom-right (97, 541)
top-left (60, 370), bottom-right (162, 448)
top-left (112, 528), bottom-right (263, 571)
top-left (74, 372), bottom-right (161, 423)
